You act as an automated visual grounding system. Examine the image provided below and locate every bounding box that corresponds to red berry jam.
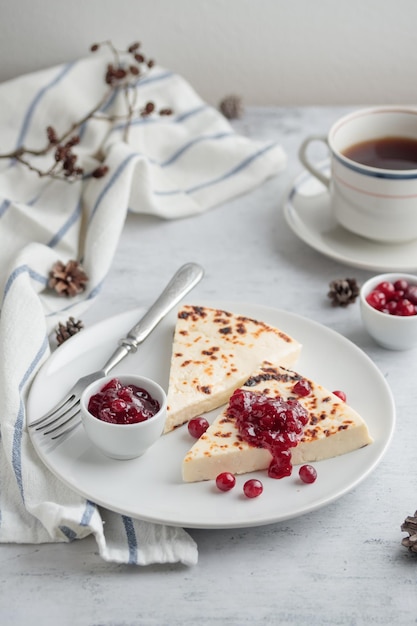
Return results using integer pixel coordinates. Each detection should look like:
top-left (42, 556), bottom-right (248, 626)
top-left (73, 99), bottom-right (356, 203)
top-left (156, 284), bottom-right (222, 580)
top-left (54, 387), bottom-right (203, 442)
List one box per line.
top-left (227, 388), bottom-right (309, 480)
top-left (366, 279), bottom-right (417, 316)
top-left (216, 472), bottom-right (236, 492)
top-left (243, 479), bottom-right (263, 498)
top-left (88, 378), bottom-right (160, 424)
top-left (188, 416), bottom-right (210, 438)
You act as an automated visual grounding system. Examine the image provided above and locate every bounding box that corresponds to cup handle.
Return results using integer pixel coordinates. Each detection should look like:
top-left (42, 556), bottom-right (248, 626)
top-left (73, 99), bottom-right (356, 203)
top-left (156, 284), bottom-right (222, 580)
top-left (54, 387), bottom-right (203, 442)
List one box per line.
top-left (298, 135), bottom-right (331, 188)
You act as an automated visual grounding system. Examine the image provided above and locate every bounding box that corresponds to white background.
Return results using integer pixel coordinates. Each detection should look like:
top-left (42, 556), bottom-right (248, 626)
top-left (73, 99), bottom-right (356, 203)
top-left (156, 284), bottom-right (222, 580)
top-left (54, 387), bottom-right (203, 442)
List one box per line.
top-left (2, 0), bottom-right (417, 106)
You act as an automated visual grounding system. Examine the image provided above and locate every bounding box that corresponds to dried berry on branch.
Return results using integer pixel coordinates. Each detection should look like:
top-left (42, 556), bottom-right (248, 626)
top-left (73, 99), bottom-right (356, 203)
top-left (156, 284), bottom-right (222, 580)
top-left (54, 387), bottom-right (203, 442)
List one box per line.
top-left (48, 260), bottom-right (88, 297)
top-left (327, 278), bottom-right (360, 307)
top-left (0, 40), bottom-right (173, 181)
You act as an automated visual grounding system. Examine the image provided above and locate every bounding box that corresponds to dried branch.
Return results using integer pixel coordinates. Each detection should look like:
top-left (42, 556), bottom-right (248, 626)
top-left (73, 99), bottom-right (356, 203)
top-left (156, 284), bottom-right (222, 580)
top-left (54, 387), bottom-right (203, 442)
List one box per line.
top-left (0, 40), bottom-right (173, 181)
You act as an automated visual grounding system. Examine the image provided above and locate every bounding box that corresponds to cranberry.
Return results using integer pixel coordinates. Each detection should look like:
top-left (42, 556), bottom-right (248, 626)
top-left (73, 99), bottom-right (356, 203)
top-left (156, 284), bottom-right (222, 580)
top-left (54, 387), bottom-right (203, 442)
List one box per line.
top-left (366, 290), bottom-right (386, 310)
top-left (405, 285), bottom-right (417, 304)
top-left (396, 299), bottom-right (415, 316)
top-left (292, 378), bottom-right (312, 397)
top-left (188, 416), bottom-right (209, 438)
top-left (243, 479), bottom-right (263, 498)
top-left (332, 390), bottom-right (346, 402)
top-left (215, 472), bottom-right (236, 492)
top-left (394, 279), bottom-right (409, 292)
top-left (299, 464), bottom-right (317, 484)
top-left (386, 300), bottom-right (398, 315)
top-left (375, 281), bottom-right (395, 297)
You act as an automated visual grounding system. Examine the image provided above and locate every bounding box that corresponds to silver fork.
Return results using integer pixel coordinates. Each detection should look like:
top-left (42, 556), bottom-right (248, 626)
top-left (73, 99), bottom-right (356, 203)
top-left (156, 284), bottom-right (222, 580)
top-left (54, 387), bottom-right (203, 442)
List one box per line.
top-left (29, 262), bottom-right (204, 439)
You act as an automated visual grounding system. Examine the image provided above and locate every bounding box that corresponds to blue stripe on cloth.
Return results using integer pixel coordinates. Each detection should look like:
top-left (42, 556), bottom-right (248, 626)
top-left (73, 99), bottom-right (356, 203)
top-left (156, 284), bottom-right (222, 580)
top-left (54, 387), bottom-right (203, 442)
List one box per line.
top-left (27, 190), bottom-right (45, 207)
top-left (19, 336), bottom-right (49, 390)
top-left (12, 335), bottom-right (49, 502)
top-left (1, 193), bottom-right (81, 248)
top-left (122, 515), bottom-right (138, 564)
top-left (14, 62), bottom-right (76, 150)
top-left (89, 152), bottom-right (138, 221)
top-left (3, 265), bottom-right (47, 302)
top-left (44, 277), bottom-right (104, 318)
top-left (104, 131), bottom-right (234, 171)
top-left (80, 500), bottom-right (96, 526)
top-left (160, 131), bottom-right (233, 167)
top-left (130, 69), bottom-right (175, 90)
top-left (87, 280), bottom-right (104, 300)
top-left (154, 141), bottom-right (278, 197)
top-left (0, 199), bottom-right (11, 217)
top-left (47, 198), bottom-right (82, 248)
top-left (11, 400), bottom-right (26, 502)
top-left (59, 525), bottom-right (78, 541)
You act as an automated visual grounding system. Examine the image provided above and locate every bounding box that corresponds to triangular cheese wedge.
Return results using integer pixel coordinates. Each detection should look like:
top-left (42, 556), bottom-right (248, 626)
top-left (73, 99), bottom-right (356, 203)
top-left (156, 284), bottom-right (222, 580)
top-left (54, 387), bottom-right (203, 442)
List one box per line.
top-left (164, 306), bottom-right (302, 433)
top-left (182, 362), bottom-right (373, 482)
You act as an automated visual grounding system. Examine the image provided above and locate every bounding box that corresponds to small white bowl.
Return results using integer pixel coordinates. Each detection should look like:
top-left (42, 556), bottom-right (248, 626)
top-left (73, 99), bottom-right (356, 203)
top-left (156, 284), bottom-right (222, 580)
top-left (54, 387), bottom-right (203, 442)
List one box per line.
top-left (80, 374), bottom-right (167, 460)
top-left (360, 272), bottom-right (417, 350)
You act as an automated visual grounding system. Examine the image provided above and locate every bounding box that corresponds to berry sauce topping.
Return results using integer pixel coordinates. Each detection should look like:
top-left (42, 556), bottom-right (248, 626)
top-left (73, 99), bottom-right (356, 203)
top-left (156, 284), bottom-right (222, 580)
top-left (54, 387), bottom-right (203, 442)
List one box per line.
top-left (88, 378), bottom-right (160, 424)
top-left (366, 279), bottom-right (417, 316)
top-left (188, 416), bottom-right (210, 438)
top-left (227, 388), bottom-right (309, 479)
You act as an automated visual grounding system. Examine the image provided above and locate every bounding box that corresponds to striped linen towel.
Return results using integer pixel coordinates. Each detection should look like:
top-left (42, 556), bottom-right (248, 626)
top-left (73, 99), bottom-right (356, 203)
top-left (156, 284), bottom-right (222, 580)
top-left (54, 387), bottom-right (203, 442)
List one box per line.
top-left (0, 49), bottom-right (286, 566)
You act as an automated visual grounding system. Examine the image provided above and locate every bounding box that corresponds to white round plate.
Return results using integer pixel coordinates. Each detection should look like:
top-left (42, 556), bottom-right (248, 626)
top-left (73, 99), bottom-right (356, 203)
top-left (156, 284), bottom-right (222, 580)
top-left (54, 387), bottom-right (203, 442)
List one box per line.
top-left (27, 302), bottom-right (395, 529)
top-left (284, 162), bottom-right (417, 271)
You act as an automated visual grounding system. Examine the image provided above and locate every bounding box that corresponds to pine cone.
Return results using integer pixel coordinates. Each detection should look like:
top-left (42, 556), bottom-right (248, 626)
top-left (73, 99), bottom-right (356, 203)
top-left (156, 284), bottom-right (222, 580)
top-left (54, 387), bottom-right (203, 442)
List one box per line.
top-left (401, 511), bottom-right (417, 553)
top-left (327, 278), bottom-right (360, 307)
top-left (48, 260), bottom-right (88, 297)
top-left (55, 317), bottom-right (84, 346)
top-left (219, 94), bottom-right (243, 120)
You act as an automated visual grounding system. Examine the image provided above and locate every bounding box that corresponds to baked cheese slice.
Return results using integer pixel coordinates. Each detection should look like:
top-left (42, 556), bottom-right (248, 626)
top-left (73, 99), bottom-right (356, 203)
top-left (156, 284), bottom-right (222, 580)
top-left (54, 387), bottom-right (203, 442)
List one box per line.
top-left (182, 361), bottom-right (373, 482)
top-left (164, 306), bottom-right (302, 433)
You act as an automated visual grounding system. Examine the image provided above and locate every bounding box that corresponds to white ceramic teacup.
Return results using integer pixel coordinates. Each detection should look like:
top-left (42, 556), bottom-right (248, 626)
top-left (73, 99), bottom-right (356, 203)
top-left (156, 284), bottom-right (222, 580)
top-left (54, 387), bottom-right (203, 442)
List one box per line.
top-left (299, 106), bottom-right (417, 243)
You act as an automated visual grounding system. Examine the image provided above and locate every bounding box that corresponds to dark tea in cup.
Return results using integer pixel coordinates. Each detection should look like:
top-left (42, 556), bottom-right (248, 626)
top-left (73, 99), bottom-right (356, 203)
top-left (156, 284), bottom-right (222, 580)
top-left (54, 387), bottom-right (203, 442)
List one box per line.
top-left (342, 136), bottom-right (417, 170)
top-left (298, 106), bottom-right (417, 242)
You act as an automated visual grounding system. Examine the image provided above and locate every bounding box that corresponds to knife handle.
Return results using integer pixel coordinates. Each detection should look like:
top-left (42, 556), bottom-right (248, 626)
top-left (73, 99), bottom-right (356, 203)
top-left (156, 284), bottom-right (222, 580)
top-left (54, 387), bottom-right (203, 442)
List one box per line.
top-left (102, 263), bottom-right (204, 374)
top-left (126, 262), bottom-right (204, 347)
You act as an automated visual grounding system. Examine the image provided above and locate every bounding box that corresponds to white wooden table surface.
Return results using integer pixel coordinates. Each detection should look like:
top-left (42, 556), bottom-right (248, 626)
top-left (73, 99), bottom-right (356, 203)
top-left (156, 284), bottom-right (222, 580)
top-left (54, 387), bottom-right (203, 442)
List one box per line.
top-left (2, 106), bottom-right (417, 626)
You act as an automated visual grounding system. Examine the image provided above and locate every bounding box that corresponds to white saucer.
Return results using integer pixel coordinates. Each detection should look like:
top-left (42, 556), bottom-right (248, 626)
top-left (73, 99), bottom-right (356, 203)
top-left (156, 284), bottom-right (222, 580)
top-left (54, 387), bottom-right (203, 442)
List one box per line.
top-left (283, 162), bottom-right (417, 272)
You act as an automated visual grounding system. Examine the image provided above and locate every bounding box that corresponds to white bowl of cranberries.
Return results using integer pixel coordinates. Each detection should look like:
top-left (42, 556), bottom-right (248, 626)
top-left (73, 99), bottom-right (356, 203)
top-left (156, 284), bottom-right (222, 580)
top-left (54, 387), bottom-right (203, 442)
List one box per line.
top-left (360, 273), bottom-right (417, 350)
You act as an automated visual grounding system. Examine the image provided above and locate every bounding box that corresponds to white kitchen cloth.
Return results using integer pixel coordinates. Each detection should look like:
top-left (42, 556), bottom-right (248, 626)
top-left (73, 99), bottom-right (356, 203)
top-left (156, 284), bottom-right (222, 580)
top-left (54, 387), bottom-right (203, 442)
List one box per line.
top-left (0, 48), bottom-right (286, 566)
